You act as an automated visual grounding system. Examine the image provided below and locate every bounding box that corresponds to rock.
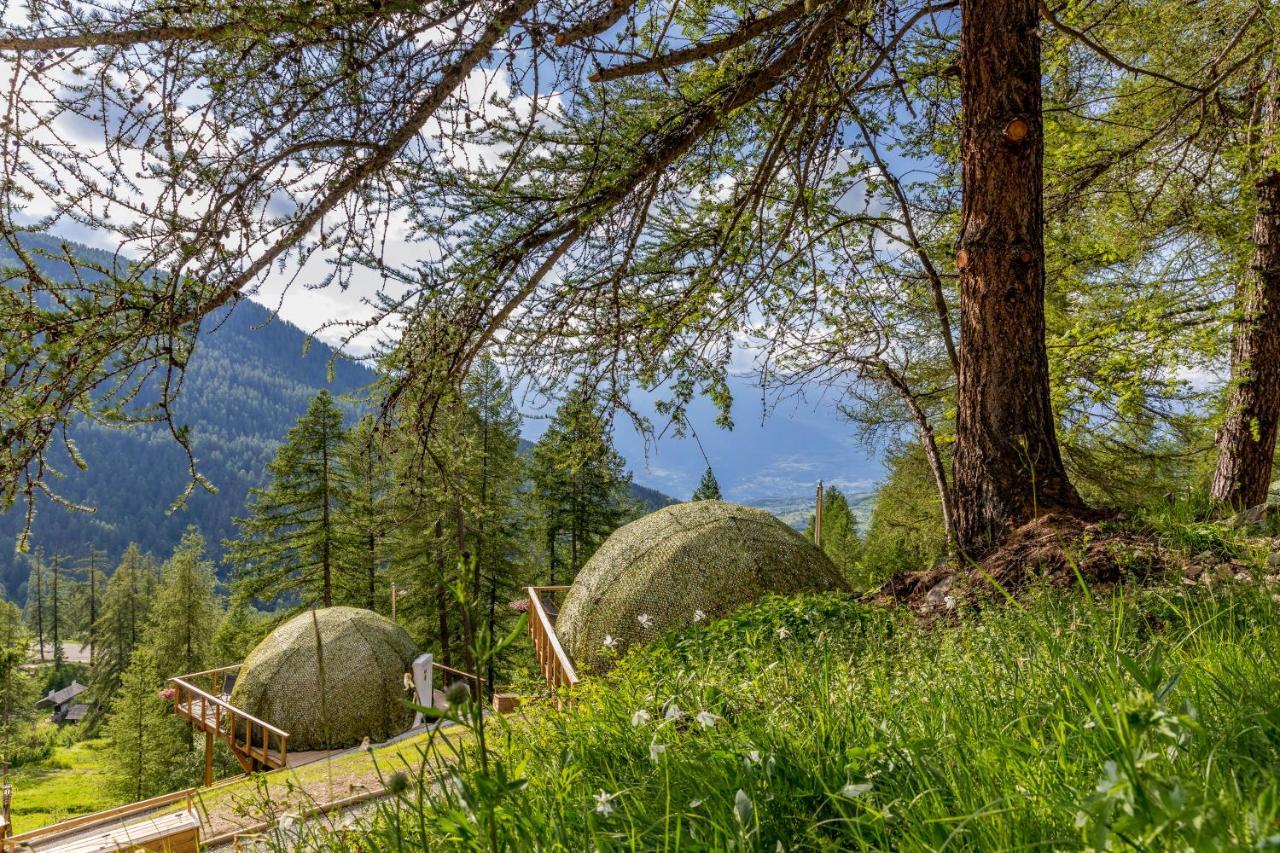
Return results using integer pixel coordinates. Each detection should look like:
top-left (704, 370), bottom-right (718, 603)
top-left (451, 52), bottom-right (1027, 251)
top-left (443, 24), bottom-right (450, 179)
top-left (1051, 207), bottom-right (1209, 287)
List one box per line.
top-left (1183, 562), bottom-right (1204, 580)
top-left (1234, 571), bottom-right (1251, 582)
top-left (924, 575), bottom-right (956, 610)
top-left (1228, 504), bottom-right (1280, 530)
top-left (1215, 562), bottom-right (1235, 581)
top-left (1267, 552), bottom-right (1280, 570)
top-left (1193, 550), bottom-right (1216, 565)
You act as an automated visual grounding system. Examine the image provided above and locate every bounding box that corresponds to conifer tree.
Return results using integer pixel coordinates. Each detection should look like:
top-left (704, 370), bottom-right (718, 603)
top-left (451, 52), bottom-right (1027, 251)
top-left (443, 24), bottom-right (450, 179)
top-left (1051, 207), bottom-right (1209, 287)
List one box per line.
top-left (90, 545), bottom-right (158, 712)
top-left (0, 599), bottom-right (36, 762)
top-left (335, 416), bottom-right (392, 611)
top-left (74, 548), bottom-right (107, 665)
top-left (227, 390), bottom-right (349, 609)
top-left (691, 467), bottom-right (723, 501)
top-left (24, 551), bottom-right (45, 662)
top-left (460, 355), bottom-right (526, 693)
top-left (147, 529), bottom-right (220, 678)
top-left (49, 553), bottom-right (63, 669)
top-left (530, 384), bottom-right (632, 582)
top-left (103, 646), bottom-right (191, 801)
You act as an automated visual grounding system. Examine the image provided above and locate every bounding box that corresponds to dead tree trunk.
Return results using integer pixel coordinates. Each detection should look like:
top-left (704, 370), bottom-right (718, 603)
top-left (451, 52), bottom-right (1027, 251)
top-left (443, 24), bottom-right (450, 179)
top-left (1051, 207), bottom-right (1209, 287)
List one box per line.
top-left (1211, 60), bottom-right (1280, 510)
top-left (952, 0), bottom-right (1082, 556)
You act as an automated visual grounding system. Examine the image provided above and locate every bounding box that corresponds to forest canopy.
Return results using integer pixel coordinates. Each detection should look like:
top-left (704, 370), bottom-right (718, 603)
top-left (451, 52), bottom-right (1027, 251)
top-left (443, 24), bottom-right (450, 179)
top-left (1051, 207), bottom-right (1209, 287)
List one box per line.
top-left (0, 0), bottom-right (1276, 558)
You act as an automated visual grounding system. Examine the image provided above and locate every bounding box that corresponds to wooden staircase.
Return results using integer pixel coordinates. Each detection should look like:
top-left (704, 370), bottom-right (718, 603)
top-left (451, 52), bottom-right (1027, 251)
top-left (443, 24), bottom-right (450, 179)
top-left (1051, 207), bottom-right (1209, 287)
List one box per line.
top-left (168, 665), bottom-right (289, 785)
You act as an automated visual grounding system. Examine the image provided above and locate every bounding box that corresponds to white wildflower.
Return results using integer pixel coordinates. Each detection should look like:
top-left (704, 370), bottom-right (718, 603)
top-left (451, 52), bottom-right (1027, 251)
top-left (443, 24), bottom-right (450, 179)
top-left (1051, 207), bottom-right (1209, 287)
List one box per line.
top-left (693, 609), bottom-right (707, 623)
top-left (689, 799), bottom-right (703, 809)
top-left (637, 613), bottom-right (654, 629)
top-left (696, 710), bottom-right (718, 729)
top-left (631, 709), bottom-right (651, 727)
top-left (602, 634), bottom-right (618, 650)
top-left (744, 750), bottom-right (761, 767)
top-left (594, 790), bottom-right (616, 816)
top-left (649, 740), bottom-right (667, 762)
top-left (776, 626), bottom-right (790, 639)
top-left (734, 790), bottom-right (754, 825)
top-left (664, 703), bottom-right (684, 722)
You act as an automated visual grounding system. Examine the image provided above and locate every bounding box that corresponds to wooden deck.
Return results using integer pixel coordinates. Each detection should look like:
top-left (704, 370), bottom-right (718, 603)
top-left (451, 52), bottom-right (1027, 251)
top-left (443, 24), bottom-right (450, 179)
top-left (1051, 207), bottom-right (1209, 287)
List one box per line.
top-left (168, 665), bottom-right (289, 784)
top-left (4, 790), bottom-right (198, 853)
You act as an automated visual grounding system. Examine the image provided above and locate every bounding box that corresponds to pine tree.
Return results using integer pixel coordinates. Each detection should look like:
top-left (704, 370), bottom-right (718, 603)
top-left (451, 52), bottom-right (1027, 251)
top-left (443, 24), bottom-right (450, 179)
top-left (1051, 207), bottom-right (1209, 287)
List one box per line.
top-left (90, 545), bottom-right (158, 712)
top-left (459, 355), bottom-right (527, 694)
top-left (530, 384), bottom-right (633, 582)
top-left (335, 416), bottom-right (392, 611)
top-left (73, 548), bottom-right (107, 665)
top-left (146, 528), bottom-right (220, 678)
top-left (1212, 58), bottom-right (1280, 509)
top-left (691, 467), bottom-right (723, 501)
top-left (951, 0), bottom-right (1082, 555)
top-left (227, 390), bottom-right (349, 609)
top-left (103, 646), bottom-right (191, 801)
top-left (804, 487), bottom-right (862, 579)
top-left (25, 551), bottom-right (45, 662)
top-left (0, 598), bottom-right (36, 763)
top-left (49, 553), bottom-right (63, 669)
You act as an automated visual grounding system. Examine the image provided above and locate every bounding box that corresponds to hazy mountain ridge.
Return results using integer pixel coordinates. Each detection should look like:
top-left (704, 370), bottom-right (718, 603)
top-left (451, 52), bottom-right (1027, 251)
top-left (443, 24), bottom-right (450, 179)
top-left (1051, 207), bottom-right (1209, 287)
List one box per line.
top-left (743, 492), bottom-right (877, 532)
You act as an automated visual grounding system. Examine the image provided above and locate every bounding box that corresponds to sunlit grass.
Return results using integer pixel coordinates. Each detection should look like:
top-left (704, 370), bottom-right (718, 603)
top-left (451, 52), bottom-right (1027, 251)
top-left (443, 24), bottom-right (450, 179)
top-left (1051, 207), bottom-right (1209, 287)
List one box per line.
top-left (9, 736), bottom-right (116, 833)
top-left (286, 582), bottom-right (1280, 850)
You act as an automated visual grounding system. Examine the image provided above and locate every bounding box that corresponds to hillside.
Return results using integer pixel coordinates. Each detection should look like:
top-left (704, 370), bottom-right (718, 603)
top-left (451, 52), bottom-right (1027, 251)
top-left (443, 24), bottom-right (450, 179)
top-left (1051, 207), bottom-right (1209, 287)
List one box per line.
top-left (0, 236), bottom-right (377, 600)
top-left (1, 237), bottom-right (677, 600)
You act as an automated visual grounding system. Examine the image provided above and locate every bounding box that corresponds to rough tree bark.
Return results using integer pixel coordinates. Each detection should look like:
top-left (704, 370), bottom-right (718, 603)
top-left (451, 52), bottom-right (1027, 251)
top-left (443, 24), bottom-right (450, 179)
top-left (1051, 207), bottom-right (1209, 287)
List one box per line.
top-left (952, 0), bottom-right (1083, 556)
top-left (1211, 60), bottom-right (1280, 510)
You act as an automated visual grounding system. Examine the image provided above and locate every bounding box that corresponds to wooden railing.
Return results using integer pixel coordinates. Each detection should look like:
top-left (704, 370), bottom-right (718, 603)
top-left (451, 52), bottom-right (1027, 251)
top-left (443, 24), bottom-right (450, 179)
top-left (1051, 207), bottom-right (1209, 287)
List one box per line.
top-left (527, 586), bottom-right (579, 694)
top-left (169, 667), bottom-right (289, 775)
top-left (433, 660), bottom-right (482, 703)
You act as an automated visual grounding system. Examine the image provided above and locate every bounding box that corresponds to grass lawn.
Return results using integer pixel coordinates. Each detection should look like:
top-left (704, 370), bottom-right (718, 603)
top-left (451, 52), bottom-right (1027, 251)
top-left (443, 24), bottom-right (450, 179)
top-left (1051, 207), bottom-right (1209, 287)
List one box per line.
top-left (9, 737), bottom-right (119, 834)
top-left (179, 724), bottom-right (466, 840)
top-left (8, 724), bottom-right (465, 841)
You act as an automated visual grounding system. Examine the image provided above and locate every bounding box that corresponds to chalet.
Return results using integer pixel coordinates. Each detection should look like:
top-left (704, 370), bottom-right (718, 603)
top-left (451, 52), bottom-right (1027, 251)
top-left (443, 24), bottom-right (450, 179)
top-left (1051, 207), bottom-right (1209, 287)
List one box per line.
top-left (36, 679), bottom-right (89, 724)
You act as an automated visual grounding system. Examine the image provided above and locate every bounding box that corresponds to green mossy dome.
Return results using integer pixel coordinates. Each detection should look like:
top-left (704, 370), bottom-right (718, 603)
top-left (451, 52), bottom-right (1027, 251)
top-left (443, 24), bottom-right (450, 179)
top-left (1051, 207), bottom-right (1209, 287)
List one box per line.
top-left (556, 501), bottom-right (849, 669)
top-left (230, 606), bottom-right (417, 751)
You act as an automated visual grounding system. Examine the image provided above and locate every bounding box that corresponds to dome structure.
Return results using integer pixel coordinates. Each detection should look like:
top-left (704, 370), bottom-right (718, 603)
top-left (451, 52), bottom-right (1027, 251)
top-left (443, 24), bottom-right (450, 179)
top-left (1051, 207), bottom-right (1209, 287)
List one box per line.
top-left (556, 500), bottom-right (849, 668)
top-left (230, 606), bottom-right (417, 751)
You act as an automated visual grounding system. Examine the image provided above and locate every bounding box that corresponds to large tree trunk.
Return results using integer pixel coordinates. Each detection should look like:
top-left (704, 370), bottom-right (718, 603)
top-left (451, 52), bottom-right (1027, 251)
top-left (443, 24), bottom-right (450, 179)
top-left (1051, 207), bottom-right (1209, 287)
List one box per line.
top-left (952, 0), bottom-right (1082, 557)
top-left (1211, 61), bottom-right (1280, 510)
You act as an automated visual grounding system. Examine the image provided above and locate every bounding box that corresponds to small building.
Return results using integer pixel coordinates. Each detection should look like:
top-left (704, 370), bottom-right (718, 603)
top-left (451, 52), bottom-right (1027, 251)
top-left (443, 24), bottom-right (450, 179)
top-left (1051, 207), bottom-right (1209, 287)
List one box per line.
top-left (36, 679), bottom-right (89, 724)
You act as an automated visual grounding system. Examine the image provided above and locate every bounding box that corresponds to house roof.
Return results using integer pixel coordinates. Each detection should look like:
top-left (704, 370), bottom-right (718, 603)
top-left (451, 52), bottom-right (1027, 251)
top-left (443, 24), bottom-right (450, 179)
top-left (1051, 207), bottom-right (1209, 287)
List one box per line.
top-left (37, 679), bottom-right (87, 707)
top-left (61, 704), bottom-right (89, 722)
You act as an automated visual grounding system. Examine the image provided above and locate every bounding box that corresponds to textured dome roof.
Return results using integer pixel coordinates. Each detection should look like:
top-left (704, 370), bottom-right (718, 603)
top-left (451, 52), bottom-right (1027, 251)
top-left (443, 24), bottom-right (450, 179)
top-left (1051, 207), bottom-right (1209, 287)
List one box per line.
top-left (230, 607), bottom-right (417, 751)
top-left (557, 501), bottom-right (848, 668)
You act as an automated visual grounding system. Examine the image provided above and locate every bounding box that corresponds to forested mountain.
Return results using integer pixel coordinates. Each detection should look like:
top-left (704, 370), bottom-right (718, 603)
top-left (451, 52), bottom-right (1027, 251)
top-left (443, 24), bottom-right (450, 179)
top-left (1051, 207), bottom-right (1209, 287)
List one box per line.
top-left (1, 237), bottom-right (676, 601)
top-left (0, 236), bottom-right (377, 601)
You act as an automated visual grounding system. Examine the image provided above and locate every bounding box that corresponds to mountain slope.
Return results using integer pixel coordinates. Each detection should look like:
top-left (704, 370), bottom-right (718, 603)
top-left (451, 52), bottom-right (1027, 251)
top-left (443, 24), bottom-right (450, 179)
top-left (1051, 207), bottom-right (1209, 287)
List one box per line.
top-left (0, 237), bottom-right (377, 599)
top-left (1, 237), bottom-right (676, 600)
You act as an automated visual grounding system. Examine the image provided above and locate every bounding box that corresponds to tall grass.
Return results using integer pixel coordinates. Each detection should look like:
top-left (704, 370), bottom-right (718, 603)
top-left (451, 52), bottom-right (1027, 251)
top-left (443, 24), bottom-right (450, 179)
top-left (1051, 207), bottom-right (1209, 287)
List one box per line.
top-left (274, 584), bottom-right (1280, 850)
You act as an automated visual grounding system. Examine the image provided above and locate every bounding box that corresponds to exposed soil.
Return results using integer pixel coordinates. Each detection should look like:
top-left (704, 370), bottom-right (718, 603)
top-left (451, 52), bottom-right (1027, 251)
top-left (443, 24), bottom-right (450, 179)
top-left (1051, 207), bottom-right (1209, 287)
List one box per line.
top-left (869, 510), bottom-right (1246, 616)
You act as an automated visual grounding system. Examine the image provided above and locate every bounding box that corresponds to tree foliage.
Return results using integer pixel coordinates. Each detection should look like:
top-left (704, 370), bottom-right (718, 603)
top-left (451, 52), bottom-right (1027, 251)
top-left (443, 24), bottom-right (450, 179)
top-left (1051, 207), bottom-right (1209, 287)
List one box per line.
top-left (691, 468), bottom-right (723, 502)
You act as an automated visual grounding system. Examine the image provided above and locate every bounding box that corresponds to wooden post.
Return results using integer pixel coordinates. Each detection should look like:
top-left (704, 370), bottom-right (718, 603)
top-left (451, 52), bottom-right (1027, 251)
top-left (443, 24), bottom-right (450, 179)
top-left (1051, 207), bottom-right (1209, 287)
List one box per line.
top-left (815, 481), bottom-right (824, 548)
top-left (203, 730), bottom-right (214, 788)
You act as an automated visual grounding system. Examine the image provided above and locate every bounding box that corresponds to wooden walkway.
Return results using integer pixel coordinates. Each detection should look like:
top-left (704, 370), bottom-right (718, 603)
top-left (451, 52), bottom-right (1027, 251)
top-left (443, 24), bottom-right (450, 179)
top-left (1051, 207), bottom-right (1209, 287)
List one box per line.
top-left (169, 665), bottom-right (289, 782)
top-left (4, 790), bottom-right (198, 853)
